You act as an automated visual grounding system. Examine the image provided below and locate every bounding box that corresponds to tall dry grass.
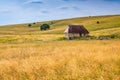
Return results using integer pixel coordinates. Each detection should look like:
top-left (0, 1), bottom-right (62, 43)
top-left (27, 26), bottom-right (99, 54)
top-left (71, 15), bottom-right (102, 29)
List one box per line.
top-left (0, 40), bottom-right (120, 80)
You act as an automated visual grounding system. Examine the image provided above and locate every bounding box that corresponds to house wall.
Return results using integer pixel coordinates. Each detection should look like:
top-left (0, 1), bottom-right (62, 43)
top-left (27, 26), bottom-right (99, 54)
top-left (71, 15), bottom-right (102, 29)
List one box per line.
top-left (73, 33), bottom-right (80, 37)
top-left (65, 33), bottom-right (88, 39)
top-left (65, 33), bottom-right (80, 39)
top-left (64, 33), bottom-right (73, 39)
top-left (84, 34), bottom-right (89, 36)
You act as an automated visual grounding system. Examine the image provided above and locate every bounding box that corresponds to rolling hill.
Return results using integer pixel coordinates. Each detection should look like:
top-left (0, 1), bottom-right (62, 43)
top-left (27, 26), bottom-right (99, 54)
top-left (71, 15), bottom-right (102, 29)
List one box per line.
top-left (0, 15), bottom-right (120, 43)
top-left (0, 15), bottom-right (120, 80)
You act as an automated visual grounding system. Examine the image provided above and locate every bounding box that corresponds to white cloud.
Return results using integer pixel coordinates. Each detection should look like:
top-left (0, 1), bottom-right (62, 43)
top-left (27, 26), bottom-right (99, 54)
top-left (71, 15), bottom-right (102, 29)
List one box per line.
top-left (23, 0), bottom-right (43, 5)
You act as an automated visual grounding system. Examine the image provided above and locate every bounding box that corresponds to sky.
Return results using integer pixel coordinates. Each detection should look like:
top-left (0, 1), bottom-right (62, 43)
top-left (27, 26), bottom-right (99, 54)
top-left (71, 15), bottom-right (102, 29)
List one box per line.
top-left (0, 0), bottom-right (120, 26)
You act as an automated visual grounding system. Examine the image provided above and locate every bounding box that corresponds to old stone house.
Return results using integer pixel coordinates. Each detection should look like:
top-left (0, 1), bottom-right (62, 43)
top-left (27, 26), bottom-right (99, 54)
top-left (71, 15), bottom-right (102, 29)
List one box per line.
top-left (64, 25), bottom-right (89, 39)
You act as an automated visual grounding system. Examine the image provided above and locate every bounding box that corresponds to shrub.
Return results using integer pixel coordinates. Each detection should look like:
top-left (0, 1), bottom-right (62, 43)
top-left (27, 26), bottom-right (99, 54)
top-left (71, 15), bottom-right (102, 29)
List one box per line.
top-left (75, 36), bottom-right (97, 40)
top-left (110, 33), bottom-right (120, 39)
top-left (33, 23), bottom-right (36, 24)
top-left (96, 21), bottom-right (100, 24)
top-left (51, 22), bottom-right (54, 25)
top-left (59, 36), bottom-right (97, 41)
top-left (28, 24), bottom-right (32, 27)
top-left (56, 37), bottom-right (67, 41)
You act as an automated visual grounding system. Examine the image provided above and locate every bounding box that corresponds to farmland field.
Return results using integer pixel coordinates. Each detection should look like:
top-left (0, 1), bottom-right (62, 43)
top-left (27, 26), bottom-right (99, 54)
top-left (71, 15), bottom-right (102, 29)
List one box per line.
top-left (0, 15), bottom-right (120, 80)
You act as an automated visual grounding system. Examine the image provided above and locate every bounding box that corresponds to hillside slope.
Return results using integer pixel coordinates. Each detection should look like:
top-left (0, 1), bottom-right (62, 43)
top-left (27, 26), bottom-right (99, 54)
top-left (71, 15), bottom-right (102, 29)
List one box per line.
top-left (0, 15), bottom-right (120, 43)
top-left (0, 15), bottom-right (120, 80)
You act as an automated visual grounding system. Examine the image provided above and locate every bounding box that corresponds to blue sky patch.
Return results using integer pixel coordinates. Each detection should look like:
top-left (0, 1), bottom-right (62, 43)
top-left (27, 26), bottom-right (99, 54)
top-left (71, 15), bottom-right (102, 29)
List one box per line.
top-left (0, 0), bottom-right (120, 25)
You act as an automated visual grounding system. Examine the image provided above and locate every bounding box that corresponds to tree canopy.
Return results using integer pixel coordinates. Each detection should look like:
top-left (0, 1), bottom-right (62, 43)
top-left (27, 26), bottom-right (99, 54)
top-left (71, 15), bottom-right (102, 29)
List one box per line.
top-left (40, 24), bottom-right (50, 30)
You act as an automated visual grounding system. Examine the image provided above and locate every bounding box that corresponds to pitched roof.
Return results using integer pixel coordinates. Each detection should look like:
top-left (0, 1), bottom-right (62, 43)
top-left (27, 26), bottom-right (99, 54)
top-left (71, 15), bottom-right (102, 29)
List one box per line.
top-left (64, 25), bottom-right (89, 34)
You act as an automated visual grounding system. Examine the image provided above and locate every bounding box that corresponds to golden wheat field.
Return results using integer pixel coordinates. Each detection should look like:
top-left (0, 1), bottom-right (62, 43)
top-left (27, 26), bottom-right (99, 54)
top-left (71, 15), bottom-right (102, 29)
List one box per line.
top-left (0, 15), bottom-right (120, 80)
top-left (0, 40), bottom-right (120, 80)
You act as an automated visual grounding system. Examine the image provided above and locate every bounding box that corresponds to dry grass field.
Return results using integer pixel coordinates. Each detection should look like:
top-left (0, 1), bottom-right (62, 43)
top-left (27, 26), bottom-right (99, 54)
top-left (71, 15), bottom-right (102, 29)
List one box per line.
top-left (0, 15), bottom-right (120, 80)
top-left (0, 40), bottom-right (120, 80)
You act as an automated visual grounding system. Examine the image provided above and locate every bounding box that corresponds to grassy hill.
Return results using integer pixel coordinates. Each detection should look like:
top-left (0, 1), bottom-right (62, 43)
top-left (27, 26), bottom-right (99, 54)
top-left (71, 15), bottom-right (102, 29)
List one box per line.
top-left (0, 15), bottom-right (120, 80)
top-left (0, 15), bottom-right (120, 43)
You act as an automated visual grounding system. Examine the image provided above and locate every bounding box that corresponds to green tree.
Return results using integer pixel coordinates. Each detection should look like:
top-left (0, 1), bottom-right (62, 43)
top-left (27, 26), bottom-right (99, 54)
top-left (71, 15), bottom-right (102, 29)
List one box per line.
top-left (40, 24), bottom-right (50, 30)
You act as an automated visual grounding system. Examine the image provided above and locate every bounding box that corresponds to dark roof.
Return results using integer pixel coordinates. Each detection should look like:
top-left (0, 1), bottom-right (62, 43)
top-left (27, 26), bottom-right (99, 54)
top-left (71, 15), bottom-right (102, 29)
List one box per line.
top-left (66, 25), bottom-right (89, 34)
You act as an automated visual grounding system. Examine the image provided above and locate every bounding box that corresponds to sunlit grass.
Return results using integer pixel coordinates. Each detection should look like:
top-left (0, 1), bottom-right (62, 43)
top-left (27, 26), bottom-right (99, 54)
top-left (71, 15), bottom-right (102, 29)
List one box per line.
top-left (0, 15), bottom-right (120, 80)
top-left (0, 34), bottom-right (63, 43)
top-left (0, 40), bottom-right (120, 80)
top-left (90, 27), bottom-right (120, 36)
